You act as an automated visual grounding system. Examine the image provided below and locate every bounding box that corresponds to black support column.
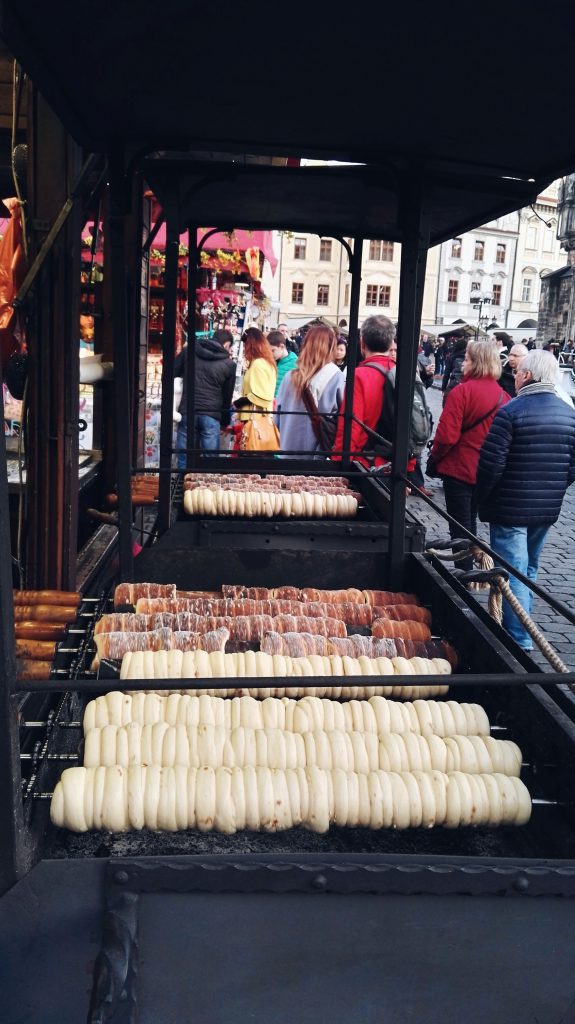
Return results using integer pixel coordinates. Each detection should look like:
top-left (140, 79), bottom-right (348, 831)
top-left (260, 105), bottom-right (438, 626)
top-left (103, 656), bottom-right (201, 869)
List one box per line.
top-left (0, 387), bottom-right (26, 893)
top-left (388, 172), bottom-right (430, 588)
top-left (185, 226), bottom-right (199, 472)
top-left (157, 194), bottom-right (179, 534)
top-left (341, 237), bottom-right (363, 467)
top-left (108, 146), bottom-right (134, 581)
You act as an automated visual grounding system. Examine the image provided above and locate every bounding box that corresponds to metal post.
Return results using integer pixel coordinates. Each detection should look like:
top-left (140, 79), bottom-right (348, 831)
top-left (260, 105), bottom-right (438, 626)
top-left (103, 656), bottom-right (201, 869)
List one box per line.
top-left (108, 147), bottom-right (134, 581)
top-left (388, 172), bottom-right (429, 588)
top-left (341, 238), bottom-right (363, 467)
top-left (158, 196), bottom-right (179, 533)
top-left (186, 227), bottom-right (198, 470)
top-left (0, 382), bottom-right (26, 893)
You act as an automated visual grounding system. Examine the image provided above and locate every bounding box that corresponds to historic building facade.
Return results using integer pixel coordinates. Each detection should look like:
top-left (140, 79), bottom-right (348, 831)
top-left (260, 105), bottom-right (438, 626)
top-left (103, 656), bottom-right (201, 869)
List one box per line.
top-left (537, 175), bottom-right (575, 345)
top-left (435, 214), bottom-right (519, 331)
top-left (270, 182), bottom-right (566, 337)
top-left (275, 233), bottom-right (439, 330)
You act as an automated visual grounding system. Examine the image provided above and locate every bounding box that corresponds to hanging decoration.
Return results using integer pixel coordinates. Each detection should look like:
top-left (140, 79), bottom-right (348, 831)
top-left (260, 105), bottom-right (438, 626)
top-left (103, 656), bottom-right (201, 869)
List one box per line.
top-left (244, 246), bottom-right (261, 281)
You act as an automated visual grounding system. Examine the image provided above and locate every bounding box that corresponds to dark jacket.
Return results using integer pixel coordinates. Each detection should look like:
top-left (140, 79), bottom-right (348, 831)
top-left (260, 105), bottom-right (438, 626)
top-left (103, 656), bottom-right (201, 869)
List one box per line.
top-left (499, 360), bottom-right (516, 397)
top-left (442, 339), bottom-right (467, 401)
top-left (431, 376), bottom-right (509, 485)
top-left (476, 386), bottom-right (575, 525)
top-left (174, 338), bottom-right (236, 424)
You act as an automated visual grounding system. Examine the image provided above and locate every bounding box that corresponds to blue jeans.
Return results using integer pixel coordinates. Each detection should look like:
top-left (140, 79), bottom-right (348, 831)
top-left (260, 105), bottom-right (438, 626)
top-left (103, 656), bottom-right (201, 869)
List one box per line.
top-left (177, 414), bottom-right (220, 469)
top-left (489, 523), bottom-right (550, 649)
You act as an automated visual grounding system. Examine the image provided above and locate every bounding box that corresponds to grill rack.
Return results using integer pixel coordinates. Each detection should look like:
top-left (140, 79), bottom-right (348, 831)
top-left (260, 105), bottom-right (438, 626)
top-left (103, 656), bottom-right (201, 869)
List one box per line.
top-left (14, 557), bottom-right (575, 875)
top-left (18, 591), bottom-right (109, 801)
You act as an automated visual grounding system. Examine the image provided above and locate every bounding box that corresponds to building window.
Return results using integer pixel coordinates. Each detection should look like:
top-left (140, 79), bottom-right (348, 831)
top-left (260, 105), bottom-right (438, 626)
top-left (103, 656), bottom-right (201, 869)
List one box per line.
top-left (294, 237), bottom-right (307, 259)
top-left (366, 284), bottom-right (391, 307)
top-left (369, 239), bottom-right (394, 261)
top-left (496, 243), bottom-right (506, 264)
top-left (471, 281), bottom-right (481, 296)
top-left (474, 240), bottom-right (484, 261)
top-left (543, 227), bottom-right (554, 252)
top-left (451, 238), bottom-right (462, 258)
top-left (319, 238), bottom-right (332, 261)
top-left (317, 284), bottom-right (329, 306)
top-left (447, 279), bottom-right (459, 302)
top-left (526, 226), bottom-right (538, 249)
top-left (521, 278), bottom-right (532, 302)
top-left (492, 284), bottom-right (502, 305)
top-left (344, 283), bottom-right (350, 306)
top-left (291, 282), bottom-right (304, 304)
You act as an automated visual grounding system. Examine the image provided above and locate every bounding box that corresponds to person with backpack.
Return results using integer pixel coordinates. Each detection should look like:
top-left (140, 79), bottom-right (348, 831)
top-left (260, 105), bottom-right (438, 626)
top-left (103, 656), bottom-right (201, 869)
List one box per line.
top-left (331, 314), bottom-right (432, 470)
top-left (427, 340), bottom-right (510, 569)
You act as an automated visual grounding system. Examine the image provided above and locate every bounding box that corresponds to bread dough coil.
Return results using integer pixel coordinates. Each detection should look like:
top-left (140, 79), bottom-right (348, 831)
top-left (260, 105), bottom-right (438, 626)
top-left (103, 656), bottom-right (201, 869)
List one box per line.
top-left (119, 649), bottom-right (452, 696)
top-left (184, 488), bottom-right (358, 519)
top-left (83, 722), bottom-right (523, 776)
top-left (51, 765), bottom-right (532, 834)
top-left (83, 693), bottom-right (490, 738)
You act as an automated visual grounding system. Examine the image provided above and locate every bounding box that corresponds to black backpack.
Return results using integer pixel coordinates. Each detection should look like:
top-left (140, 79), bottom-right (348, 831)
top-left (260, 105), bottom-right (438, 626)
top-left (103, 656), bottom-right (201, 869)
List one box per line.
top-left (362, 362), bottom-right (433, 458)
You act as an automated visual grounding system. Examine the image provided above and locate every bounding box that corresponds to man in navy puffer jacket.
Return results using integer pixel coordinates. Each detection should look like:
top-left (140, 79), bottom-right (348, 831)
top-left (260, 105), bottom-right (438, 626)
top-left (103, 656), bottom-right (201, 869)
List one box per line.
top-left (476, 350), bottom-right (575, 649)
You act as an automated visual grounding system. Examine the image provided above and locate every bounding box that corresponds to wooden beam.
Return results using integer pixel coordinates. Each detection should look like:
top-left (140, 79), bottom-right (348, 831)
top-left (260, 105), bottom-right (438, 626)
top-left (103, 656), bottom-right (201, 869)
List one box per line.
top-left (25, 85), bottom-right (82, 589)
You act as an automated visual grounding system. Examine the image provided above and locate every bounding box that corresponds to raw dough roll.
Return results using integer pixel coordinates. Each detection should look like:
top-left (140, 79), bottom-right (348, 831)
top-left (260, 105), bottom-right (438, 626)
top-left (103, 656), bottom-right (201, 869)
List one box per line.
top-left (83, 693), bottom-right (490, 738)
top-left (119, 648), bottom-right (451, 701)
top-left (83, 722), bottom-right (522, 776)
top-left (51, 765), bottom-right (532, 833)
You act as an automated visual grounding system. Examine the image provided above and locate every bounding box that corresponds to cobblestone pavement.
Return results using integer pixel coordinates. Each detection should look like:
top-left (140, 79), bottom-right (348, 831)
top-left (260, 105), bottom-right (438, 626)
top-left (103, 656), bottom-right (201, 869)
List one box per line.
top-left (407, 381), bottom-right (575, 671)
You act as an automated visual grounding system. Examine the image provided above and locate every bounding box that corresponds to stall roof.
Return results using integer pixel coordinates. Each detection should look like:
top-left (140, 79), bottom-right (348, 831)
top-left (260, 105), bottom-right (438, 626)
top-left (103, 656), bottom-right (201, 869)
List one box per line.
top-left (1, 2), bottom-right (574, 240)
top-left (142, 158), bottom-right (542, 248)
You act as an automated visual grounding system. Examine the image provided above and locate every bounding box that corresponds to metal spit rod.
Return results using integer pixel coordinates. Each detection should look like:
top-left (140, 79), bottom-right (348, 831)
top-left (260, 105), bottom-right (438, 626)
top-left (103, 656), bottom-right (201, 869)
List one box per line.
top-left (29, 793), bottom-right (564, 805)
top-left (20, 753), bottom-right (77, 761)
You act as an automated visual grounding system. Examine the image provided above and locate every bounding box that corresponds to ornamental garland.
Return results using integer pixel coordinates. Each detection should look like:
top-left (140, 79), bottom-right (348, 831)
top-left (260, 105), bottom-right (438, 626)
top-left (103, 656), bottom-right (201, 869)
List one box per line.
top-left (200, 249), bottom-right (243, 274)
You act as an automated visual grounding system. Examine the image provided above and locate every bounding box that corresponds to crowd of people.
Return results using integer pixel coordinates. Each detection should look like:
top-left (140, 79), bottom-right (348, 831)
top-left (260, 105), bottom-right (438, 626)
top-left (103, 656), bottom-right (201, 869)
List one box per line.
top-left (173, 316), bottom-right (575, 652)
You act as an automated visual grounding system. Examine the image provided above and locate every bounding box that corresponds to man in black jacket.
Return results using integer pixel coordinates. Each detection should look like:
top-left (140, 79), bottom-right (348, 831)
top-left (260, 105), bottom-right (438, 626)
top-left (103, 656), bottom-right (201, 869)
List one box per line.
top-left (174, 329), bottom-right (236, 467)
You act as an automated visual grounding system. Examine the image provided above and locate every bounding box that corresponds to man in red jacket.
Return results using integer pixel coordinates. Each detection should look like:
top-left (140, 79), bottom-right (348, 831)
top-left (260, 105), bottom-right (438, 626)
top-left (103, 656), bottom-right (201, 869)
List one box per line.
top-left (332, 315), bottom-right (396, 465)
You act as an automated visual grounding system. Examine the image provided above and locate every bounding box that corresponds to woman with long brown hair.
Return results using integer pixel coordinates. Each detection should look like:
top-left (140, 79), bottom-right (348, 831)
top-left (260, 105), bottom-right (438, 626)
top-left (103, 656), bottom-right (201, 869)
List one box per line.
top-left (232, 327), bottom-right (278, 450)
top-left (275, 324), bottom-right (345, 458)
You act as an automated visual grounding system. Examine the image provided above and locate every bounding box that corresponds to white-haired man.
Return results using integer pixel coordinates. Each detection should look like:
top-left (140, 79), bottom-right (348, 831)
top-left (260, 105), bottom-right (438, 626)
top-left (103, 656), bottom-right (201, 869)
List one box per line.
top-left (499, 343), bottom-right (528, 396)
top-left (476, 350), bottom-right (575, 649)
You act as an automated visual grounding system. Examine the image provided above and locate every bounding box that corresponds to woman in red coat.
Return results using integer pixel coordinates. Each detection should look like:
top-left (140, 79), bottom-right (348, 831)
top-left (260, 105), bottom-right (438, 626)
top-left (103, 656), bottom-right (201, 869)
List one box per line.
top-left (430, 341), bottom-right (509, 568)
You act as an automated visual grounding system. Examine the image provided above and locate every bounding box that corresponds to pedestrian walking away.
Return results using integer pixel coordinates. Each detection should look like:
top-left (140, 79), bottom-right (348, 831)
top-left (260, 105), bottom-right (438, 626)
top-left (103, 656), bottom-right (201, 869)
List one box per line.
top-left (275, 324), bottom-right (345, 458)
top-left (441, 331), bottom-right (467, 405)
top-left (232, 327), bottom-right (277, 451)
top-left (332, 314), bottom-right (432, 475)
top-left (476, 350), bottom-right (575, 649)
top-left (331, 314), bottom-right (397, 465)
top-left (174, 328), bottom-right (236, 468)
top-left (429, 340), bottom-right (509, 570)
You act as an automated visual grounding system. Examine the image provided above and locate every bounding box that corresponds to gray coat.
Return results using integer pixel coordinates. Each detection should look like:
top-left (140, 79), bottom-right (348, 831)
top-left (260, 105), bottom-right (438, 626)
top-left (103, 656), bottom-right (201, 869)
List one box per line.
top-left (275, 364), bottom-right (345, 458)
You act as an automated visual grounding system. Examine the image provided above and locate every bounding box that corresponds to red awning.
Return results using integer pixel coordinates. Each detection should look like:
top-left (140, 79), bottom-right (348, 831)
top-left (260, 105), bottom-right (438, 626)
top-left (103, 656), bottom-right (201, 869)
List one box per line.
top-left (150, 222), bottom-right (277, 275)
top-left (80, 218), bottom-right (278, 275)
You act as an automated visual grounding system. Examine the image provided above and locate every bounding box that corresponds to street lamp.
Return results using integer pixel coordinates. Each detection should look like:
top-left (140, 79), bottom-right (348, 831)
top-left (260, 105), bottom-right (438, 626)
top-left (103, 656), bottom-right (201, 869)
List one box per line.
top-left (470, 291), bottom-right (492, 339)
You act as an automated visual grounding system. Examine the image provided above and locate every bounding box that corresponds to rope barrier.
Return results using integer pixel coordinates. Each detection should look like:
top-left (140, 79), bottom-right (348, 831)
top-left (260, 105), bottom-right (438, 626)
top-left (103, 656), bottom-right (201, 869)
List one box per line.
top-left (427, 542), bottom-right (569, 674)
top-left (491, 576), bottom-right (568, 674)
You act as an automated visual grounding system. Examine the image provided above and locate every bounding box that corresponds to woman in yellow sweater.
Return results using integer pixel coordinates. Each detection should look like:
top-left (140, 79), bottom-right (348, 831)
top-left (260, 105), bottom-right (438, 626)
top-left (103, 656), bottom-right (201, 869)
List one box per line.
top-left (232, 328), bottom-right (278, 450)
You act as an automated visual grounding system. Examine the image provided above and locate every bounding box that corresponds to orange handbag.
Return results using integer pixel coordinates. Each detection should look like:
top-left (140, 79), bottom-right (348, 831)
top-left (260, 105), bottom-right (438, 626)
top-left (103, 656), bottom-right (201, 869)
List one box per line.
top-left (239, 412), bottom-right (280, 452)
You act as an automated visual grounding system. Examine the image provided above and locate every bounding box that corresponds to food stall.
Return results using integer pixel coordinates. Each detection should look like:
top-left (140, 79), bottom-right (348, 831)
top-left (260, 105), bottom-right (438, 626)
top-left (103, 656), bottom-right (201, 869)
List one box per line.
top-left (1, 5), bottom-right (575, 1023)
